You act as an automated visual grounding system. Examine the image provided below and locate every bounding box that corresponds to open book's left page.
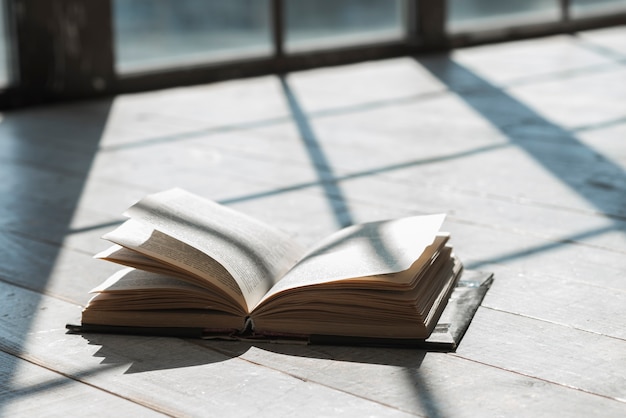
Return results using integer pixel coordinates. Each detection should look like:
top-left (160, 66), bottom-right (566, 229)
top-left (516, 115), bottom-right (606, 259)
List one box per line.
top-left (106, 188), bottom-right (306, 313)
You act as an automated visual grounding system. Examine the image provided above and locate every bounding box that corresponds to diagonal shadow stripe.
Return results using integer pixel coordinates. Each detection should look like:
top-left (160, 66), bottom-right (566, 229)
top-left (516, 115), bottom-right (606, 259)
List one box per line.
top-left (464, 223), bottom-right (623, 271)
top-left (0, 100), bottom-right (112, 416)
top-left (279, 75), bottom-right (354, 228)
top-left (415, 53), bottom-right (626, 222)
top-left (218, 142), bottom-right (509, 206)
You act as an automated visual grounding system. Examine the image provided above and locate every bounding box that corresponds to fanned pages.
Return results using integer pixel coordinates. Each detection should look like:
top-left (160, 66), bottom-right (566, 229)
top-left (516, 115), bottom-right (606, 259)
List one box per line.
top-left (81, 188), bottom-right (464, 340)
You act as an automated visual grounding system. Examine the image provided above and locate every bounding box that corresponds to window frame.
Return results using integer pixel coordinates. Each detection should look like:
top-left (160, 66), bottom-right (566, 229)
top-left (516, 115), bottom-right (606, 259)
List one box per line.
top-left (0, 0), bottom-right (623, 109)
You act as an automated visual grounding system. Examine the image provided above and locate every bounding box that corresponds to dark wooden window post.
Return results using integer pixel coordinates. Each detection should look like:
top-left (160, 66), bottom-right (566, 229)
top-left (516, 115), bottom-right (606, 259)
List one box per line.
top-left (9, 0), bottom-right (115, 106)
top-left (417, 0), bottom-right (447, 50)
top-left (271, 0), bottom-right (285, 69)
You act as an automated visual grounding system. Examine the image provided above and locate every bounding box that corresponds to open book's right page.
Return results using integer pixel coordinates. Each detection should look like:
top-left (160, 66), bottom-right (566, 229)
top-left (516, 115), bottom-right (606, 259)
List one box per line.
top-left (255, 214), bottom-right (446, 308)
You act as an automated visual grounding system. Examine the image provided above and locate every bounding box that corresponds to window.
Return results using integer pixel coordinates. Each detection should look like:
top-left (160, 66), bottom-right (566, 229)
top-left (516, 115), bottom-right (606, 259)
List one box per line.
top-left (0, 1), bottom-right (623, 107)
top-left (114, 0), bottom-right (272, 74)
top-left (0, 0), bottom-right (12, 87)
top-left (571, 0), bottom-right (626, 18)
top-left (447, 0), bottom-right (561, 33)
top-left (284, 0), bottom-right (406, 52)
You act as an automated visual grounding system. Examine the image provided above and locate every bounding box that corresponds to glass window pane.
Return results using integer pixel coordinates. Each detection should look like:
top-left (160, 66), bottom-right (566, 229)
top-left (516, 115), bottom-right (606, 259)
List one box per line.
top-left (571, 0), bottom-right (626, 18)
top-left (114, 0), bottom-right (272, 74)
top-left (0, 0), bottom-right (12, 87)
top-left (285, 0), bottom-right (405, 53)
top-left (447, 0), bottom-right (561, 33)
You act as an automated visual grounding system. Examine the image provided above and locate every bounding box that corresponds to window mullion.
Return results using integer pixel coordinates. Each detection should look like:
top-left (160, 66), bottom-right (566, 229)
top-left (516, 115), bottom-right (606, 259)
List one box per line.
top-left (417, 0), bottom-right (447, 49)
top-left (11, 0), bottom-right (114, 104)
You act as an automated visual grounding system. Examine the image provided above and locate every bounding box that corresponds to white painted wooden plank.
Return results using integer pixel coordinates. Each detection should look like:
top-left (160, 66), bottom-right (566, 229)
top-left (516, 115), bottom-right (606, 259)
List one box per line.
top-left (456, 307), bottom-right (626, 401)
top-left (508, 66), bottom-right (626, 130)
top-left (577, 122), bottom-right (626, 167)
top-left (337, 174), bottom-right (626, 253)
top-left (479, 266), bottom-right (626, 340)
top-left (0, 230), bottom-right (120, 305)
top-left (207, 342), bottom-right (626, 418)
top-left (285, 57), bottom-right (449, 113)
top-left (98, 75), bottom-right (291, 149)
top-left (0, 350), bottom-right (164, 417)
top-left (447, 221), bottom-right (626, 292)
top-left (449, 34), bottom-right (615, 86)
top-left (579, 26), bottom-right (626, 57)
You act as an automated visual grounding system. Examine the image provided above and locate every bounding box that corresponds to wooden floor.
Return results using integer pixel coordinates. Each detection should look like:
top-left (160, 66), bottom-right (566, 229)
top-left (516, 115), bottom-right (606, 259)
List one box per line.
top-left (2, 26), bottom-right (626, 417)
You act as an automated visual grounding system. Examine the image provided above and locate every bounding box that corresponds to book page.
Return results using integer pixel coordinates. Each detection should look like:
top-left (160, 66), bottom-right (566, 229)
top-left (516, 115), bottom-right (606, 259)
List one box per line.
top-left (87, 268), bottom-right (245, 315)
top-left (123, 188), bottom-right (306, 312)
top-left (89, 268), bottom-right (203, 293)
top-left (101, 222), bottom-right (245, 305)
top-left (255, 214), bottom-right (446, 307)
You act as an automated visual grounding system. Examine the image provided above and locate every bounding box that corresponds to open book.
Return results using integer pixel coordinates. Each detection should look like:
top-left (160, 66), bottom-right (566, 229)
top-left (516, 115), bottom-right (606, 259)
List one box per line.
top-left (78, 188), bottom-right (465, 342)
